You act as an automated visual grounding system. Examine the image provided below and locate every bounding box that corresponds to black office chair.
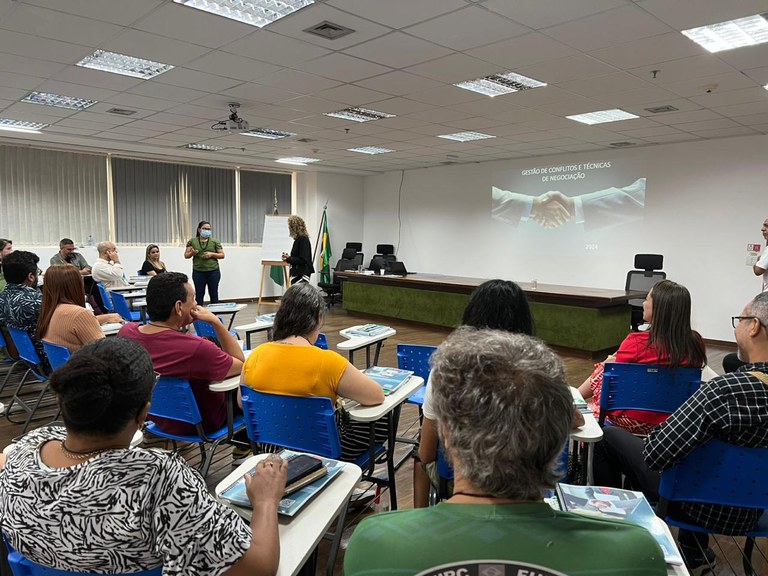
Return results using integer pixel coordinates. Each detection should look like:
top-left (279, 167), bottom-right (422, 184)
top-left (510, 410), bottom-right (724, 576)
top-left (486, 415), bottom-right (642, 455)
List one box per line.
top-left (345, 242), bottom-right (364, 268)
top-left (625, 254), bottom-right (665, 331)
top-left (318, 248), bottom-right (359, 306)
top-left (368, 244), bottom-right (396, 272)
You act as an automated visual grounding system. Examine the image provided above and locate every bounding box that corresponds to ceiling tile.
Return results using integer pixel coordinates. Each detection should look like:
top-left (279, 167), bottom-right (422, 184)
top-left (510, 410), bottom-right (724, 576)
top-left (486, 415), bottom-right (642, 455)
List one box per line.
top-left (184, 51), bottom-right (281, 82)
top-left (133, 3), bottom-right (253, 49)
top-left (254, 69), bottom-right (340, 95)
top-left (689, 86), bottom-right (768, 108)
top-left (597, 89), bottom-right (689, 108)
top-left (405, 53), bottom-right (499, 84)
top-left (407, 85), bottom-right (483, 106)
top-left (630, 54), bottom-right (736, 84)
top-left (267, 3), bottom-right (392, 49)
top-left (25, 0), bottom-right (163, 26)
top-left (327, 0), bottom-right (466, 30)
top-left (155, 68), bottom-right (242, 92)
top-left (284, 96), bottom-right (345, 114)
top-left (52, 65), bottom-right (142, 91)
top-left (556, 72), bottom-right (649, 97)
top-left (354, 71), bottom-right (443, 97)
top-left (714, 100), bottom-right (768, 118)
top-left (0, 3), bottom-right (123, 46)
top-left (295, 53), bottom-right (392, 83)
top-left (588, 32), bottom-right (705, 69)
top-left (543, 5), bottom-right (672, 52)
top-left (314, 84), bottom-right (391, 106)
top-left (223, 31), bottom-right (331, 67)
top-left (127, 82), bottom-right (209, 104)
top-left (689, 126), bottom-right (757, 138)
top-left (104, 30), bottom-right (211, 67)
top-left (663, 72), bottom-right (759, 98)
top-left (404, 6), bottom-right (527, 51)
top-left (483, 0), bottom-right (628, 29)
top-left (343, 32), bottom-right (452, 68)
top-left (635, 0), bottom-right (768, 30)
top-left (0, 30), bottom-right (91, 64)
top-left (467, 32), bottom-right (577, 69)
top-left (517, 54), bottom-right (618, 84)
top-left (0, 71), bottom-right (44, 91)
top-left (0, 53), bottom-right (67, 78)
top-left (34, 80), bottom-right (118, 102)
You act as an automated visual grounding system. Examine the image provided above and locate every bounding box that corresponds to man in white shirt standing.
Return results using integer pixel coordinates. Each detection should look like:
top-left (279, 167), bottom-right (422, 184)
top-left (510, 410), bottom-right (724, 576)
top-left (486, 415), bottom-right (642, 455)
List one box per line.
top-left (92, 241), bottom-right (129, 289)
top-left (754, 217), bottom-right (768, 293)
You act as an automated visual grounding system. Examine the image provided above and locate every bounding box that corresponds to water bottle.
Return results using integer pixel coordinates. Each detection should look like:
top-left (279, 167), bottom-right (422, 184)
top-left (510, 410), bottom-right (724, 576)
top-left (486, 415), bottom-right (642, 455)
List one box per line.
top-left (86, 234), bottom-right (94, 247)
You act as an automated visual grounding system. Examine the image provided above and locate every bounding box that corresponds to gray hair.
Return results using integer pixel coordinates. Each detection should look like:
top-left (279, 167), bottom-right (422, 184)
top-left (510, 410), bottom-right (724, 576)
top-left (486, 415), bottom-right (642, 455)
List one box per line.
top-left (96, 241), bottom-right (112, 255)
top-left (431, 327), bottom-right (573, 500)
top-left (272, 282), bottom-right (325, 341)
top-left (749, 292), bottom-right (768, 327)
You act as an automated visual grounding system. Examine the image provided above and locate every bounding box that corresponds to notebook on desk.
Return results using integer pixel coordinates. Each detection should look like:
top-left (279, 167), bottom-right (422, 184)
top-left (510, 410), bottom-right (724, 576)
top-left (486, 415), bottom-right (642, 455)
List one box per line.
top-left (208, 302), bottom-right (238, 310)
top-left (363, 366), bottom-right (413, 395)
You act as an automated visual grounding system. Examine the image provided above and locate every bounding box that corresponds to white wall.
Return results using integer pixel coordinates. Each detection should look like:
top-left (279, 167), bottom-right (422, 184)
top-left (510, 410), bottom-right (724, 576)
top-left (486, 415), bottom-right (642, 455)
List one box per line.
top-left (362, 134), bottom-right (768, 343)
top-left (24, 244), bottom-right (277, 302)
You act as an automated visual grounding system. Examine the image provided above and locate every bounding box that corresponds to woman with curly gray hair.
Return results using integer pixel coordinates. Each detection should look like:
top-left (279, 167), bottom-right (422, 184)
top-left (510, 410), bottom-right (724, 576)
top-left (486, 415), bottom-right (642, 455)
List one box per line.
top-left (344, 328), bottom-right (667, 576)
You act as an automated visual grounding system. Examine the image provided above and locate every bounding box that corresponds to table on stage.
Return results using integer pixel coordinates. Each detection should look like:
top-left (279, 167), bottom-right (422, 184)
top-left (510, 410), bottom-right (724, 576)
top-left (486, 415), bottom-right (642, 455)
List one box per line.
top-left (336, 272), bottom-right (644, 354)
top-left (216, 453), bottom-right (361, 576)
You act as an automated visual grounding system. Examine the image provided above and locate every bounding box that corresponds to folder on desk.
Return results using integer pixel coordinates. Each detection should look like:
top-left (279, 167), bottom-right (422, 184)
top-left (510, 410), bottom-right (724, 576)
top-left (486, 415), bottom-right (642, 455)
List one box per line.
top-left (363, 366), bottom-right (413, 395)
top-left (347, 323), bottom-right (390, 337)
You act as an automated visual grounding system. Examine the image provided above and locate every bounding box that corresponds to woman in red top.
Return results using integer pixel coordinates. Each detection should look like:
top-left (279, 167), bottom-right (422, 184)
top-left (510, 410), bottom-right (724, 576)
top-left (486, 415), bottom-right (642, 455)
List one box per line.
top-left (578, 279), bottom-right (707, 434)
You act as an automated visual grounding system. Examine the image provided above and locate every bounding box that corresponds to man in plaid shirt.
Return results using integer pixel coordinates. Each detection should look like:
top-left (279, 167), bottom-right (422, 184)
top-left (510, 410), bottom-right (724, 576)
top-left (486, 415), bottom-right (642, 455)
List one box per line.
top-left (594, 292), bottom-right (768, 574)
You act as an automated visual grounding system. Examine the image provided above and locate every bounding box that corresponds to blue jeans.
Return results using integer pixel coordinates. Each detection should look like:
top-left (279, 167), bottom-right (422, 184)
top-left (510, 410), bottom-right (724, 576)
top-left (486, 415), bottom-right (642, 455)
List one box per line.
top-left (192, 268), bottom-right (221, 305)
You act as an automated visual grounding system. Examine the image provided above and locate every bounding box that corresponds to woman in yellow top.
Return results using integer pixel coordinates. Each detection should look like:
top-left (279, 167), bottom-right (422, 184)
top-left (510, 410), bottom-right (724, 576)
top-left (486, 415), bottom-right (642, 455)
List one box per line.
top-left (241, 282), bottom-right (386, 460)
top-left (184, 220), bottom-right (224, 306)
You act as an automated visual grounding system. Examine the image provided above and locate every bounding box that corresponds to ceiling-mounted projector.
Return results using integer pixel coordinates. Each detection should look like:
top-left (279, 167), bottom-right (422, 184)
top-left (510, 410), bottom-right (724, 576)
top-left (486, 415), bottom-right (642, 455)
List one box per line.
top-left (211, 102), bottom-right (249, 132)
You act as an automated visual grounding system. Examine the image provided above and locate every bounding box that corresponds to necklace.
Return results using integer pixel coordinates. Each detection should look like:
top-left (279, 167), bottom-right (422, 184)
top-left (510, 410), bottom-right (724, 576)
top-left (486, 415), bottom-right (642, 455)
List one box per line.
top-left (148, 322), bottom-right (180, 332)
top-left (59, 440), bottom-right (120, 461)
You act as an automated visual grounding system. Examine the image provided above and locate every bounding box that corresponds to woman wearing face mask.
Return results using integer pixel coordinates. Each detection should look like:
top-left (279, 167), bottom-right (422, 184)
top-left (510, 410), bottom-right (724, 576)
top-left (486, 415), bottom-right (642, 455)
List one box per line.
top-left (184, 221), bottom-right (224, 306)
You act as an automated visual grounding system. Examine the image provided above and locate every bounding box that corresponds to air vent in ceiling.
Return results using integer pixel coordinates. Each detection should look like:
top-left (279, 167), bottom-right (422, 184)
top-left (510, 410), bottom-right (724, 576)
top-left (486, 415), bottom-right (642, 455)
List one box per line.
top-left (107, 107), bottom-right (137, 116)
top-left (303, 21), bottom-right (355, 40)
top-left (609, 141), bottom-right (638, 148)
top-left (644, 105), bottom-right (679, 114)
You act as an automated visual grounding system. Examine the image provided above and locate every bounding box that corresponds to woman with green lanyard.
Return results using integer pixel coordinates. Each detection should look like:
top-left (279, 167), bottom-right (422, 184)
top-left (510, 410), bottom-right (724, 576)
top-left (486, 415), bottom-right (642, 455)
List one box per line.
top-left (184, 220), bottom-right (224, 305)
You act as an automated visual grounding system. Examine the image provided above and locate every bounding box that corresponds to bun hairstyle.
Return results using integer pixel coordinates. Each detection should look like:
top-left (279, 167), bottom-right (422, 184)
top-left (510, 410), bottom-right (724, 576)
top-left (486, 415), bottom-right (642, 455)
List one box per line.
top-left (50, 338), bottom-right (155, 436)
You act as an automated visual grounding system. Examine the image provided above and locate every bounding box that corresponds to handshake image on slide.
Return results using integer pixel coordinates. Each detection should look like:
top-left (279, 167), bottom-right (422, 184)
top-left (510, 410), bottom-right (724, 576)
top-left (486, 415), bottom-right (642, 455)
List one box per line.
top-left (492, 177), bottom-right (646, 231)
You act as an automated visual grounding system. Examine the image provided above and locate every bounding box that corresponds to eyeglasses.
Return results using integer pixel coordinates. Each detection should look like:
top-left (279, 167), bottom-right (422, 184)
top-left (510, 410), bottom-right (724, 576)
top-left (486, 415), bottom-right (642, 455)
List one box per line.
top-left (732, 316), bottom-right (768, 330)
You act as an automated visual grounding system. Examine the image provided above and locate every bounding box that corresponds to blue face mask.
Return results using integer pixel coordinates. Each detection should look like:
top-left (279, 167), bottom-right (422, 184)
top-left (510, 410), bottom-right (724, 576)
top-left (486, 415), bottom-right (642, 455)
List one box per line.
top-left (200, 229), bottom-right (212, 238)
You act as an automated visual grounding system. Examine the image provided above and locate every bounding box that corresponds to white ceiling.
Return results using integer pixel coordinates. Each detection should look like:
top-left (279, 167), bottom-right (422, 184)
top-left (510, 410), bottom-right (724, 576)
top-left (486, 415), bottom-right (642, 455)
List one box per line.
top-left (1, 0), bottom-right (768, 175)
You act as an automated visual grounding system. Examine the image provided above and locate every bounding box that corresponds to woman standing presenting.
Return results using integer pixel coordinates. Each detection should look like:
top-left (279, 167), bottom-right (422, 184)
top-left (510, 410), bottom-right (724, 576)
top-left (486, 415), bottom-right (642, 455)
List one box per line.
top-left (281, 215), bottom-right (314, 283)
top-left (184, 220), bottom-right (224, 305)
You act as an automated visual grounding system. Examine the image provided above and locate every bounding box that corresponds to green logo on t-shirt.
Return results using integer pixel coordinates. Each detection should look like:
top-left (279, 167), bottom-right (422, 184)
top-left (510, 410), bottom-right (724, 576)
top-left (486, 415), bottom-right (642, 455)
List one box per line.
top-left (416, 561), bottom-right (567, 576)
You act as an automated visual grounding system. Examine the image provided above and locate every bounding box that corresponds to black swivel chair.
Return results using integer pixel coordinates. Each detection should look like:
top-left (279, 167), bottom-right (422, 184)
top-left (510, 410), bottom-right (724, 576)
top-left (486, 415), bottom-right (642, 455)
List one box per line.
top-left (345, 242), bottom-right (364, 268)
top-left (625, 254), bottom-right (665, 331)
top-left (318, 248), bottom-right (359, 306)
top-left (368, 244), bottom-right (396, 272)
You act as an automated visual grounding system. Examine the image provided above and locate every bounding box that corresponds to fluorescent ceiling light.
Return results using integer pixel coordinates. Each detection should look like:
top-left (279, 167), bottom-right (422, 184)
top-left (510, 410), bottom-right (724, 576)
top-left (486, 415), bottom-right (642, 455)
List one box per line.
top-left (76, 50), bottom-right (173, 79)
top-left (682, 14), bottom-right (768, 53)
top-left (437, 131), bottom-right (496, 142)
top-left (324, 107), bottom-right (395, 123)
top-left (0, 118), bottom-right (47, 134)
top-left (454, 71), bottom-right (546, 97)
top-left (275, 157), bottom-right (320, 165)
top-left (240, 128), bottom-right (295, 139)
top-left (348, 146), bottom-right (395, 155)
top-left (566, 109), bottom-right (639, 125)
top-left (173, 0), bottom-right (314, 28)
top-left (21, 91), bottom-right (97, 111)
top-left (183, 143), bottom-right (225, 151)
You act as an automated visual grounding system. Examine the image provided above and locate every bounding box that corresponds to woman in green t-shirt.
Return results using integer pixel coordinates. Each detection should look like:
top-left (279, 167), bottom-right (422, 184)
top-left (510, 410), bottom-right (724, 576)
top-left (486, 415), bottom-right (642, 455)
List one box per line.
top-left (184, 220), bottom-right (224, 305)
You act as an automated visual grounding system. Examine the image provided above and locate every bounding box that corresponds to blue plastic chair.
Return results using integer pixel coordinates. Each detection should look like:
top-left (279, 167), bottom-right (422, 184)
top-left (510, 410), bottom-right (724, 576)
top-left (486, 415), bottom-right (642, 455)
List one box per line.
top-left (145, 376), bottom-right (244, 478)
top-left (4, 537), bottom-right (162, 576)
top-left (192, 317), bottom-right (238, 343)
top-left (6, 327), bottom-right (53, 432)
top-left (95, 283), bottom-right (114, 313)
top-left (598, 363), bottom-right (702, 427)
top-left (42, 342), bottom-right (71, 371)
top-left (109, 291), bottom-right (142, 323)
top-left (397, 344), bottom-right (437, 407)
top-left (0, 326), bottom-right (25, 396)
top-left (658, 438), bottom-right (768, 575)
top-left (239, 386), bottom-right (386, 475)
top-left (314, 332), bottom-right (328, 350)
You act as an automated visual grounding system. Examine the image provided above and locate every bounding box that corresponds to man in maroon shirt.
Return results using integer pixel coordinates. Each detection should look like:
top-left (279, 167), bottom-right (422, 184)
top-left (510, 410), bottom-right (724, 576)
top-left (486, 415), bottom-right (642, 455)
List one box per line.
top-left (119, 272), bottom-right (244, 436)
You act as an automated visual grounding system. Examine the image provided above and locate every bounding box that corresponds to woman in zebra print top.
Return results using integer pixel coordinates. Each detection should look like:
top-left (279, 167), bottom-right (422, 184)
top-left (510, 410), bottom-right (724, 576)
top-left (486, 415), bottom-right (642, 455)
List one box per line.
top-left (0, 337), bottom-right (286, 576)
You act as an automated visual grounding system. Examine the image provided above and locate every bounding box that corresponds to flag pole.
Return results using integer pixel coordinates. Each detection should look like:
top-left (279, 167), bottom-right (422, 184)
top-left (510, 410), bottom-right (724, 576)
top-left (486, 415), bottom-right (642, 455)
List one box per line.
top-left (312, 202), bottom-right (328, 262)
